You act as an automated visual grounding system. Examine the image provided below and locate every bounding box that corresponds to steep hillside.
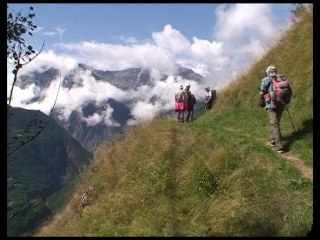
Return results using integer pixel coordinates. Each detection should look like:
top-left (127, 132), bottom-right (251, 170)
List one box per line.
top-left (34, 10), bottom-right (313, 237)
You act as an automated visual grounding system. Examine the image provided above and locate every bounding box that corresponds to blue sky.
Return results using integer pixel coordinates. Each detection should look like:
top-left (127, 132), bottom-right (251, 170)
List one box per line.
top-left (8, 4), bottom-right (219, 49)
top-left (8, 3), bottom-right (293, 52)
top-left (7, 3), bottom-right (297, 124)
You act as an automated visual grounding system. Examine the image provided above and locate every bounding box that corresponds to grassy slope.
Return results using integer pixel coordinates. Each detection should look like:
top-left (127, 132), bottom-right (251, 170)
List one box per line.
top-left (34, 11), bottom-right (313, 237)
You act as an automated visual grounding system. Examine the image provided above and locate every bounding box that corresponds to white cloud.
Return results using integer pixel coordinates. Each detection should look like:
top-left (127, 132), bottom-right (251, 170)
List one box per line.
top-left (43, 27), bottom-right (67, 42)
top-left (55, 27), bottom-right (67, 42)
top-left (54, 69), bottom-right (126, 120)
top-left (82, 105), bottom-right (120, 127)
top-left (131, 101), bottom-right (161, 121)
top-left (191, 37), bottom-right (223, 59)
top-left (102, 107), bottom-right (121, 127)
top-left (213, 4), bottom-right (292, 55)
top-left (82, 112), bottom-right (103, 126)
top-left (44, 31), bottom-right (57, 36)
top-left (10, 75), bottom-right (62, 115)
top-left (214, 4), bottom-right (273, 41)
top-left (56, 41), bottom-right (177, 74)
top-left (152, 24), bottom-right (191, 54)
top-left (119, 35), bottom-right (139, 44)
top-left (17, 49), bottom-right (78, 76)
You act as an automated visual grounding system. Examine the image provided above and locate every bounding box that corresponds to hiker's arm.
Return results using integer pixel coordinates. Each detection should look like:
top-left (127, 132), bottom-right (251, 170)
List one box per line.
top-left (259, 77), bottom-right (270, 96)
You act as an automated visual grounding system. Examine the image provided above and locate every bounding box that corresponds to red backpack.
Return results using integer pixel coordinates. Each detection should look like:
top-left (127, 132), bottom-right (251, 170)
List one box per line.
top-left (271, 74), bottom-right (292, 105)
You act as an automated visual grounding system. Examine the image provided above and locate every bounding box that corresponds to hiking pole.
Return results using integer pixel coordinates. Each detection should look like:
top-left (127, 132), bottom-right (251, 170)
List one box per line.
top-left (285, 105), bottom-right (296, 132)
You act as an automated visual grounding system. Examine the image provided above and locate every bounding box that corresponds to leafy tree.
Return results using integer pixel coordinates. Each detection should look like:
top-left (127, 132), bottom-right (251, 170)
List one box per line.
top-left (7, 5), bottom-right (61, 157)
top-left (7, 5), bottom-right (44, 112)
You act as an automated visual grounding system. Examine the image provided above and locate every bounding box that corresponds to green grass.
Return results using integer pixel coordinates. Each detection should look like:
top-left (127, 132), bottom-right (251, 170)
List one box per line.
top-left (34, 10), bottom-right (313, 237)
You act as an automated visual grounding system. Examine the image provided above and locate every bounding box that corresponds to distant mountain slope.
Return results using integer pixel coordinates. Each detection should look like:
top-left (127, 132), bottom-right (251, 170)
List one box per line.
top-left (52, 99), bottom-right (132, 152)
top-left (7, 106), bottom-right (92, 236)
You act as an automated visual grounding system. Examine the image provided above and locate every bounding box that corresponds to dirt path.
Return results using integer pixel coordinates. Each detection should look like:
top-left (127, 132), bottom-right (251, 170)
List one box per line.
top-left (224, 127), bottom-right (313, 182)
top-left (280, 152), bottom-right (313, 182)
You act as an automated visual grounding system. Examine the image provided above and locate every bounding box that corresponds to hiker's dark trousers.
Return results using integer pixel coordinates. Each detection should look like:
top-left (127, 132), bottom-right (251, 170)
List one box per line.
top-left (186, 106), bottom-right (194, 121)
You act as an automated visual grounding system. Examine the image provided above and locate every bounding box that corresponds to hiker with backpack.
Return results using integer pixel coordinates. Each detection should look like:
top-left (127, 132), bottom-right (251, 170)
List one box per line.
top-left (184, 85), bottom-right (196, 122)
top-left (259, 65), bottom-right (292, 153)
top-left (204, 87), bottom-right (217, 110)
top-left (174, 85), bottom-right (188, 122)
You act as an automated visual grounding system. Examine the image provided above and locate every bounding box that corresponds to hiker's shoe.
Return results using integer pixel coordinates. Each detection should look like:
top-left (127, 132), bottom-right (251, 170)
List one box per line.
top-left (276, 147), bottom-right (287, 154)
top-left (268, 140), bottom-right (275, 146)
top-left (268, 138), bottom-right (276, 147)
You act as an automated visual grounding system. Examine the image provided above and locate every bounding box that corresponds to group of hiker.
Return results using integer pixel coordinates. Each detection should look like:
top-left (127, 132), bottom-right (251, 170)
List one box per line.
top-left (173, 64), bottom-right (292, 154)
top-left (174, 84), bottom-right (216, 123)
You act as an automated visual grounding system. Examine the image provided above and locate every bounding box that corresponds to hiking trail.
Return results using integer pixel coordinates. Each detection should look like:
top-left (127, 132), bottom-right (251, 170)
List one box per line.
top-left (223, 127), bottom-right (313, 182)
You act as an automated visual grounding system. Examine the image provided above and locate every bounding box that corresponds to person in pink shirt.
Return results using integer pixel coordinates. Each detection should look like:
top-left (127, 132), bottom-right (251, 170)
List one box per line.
top-left (174, 85), bottom-right (188, 122)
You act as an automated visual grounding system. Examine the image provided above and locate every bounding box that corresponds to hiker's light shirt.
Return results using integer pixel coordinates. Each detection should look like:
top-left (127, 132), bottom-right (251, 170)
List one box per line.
top-left (175, 89), bottom-right (187, 103)
top-left (260, 76), bottom-right (277, 109)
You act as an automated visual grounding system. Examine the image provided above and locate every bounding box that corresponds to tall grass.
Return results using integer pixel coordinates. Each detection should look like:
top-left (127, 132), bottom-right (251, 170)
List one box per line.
top-left (34, 10), bottom-right (312, 237)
